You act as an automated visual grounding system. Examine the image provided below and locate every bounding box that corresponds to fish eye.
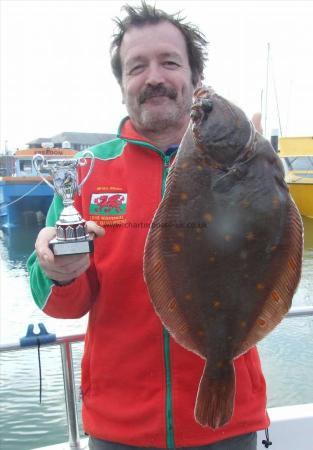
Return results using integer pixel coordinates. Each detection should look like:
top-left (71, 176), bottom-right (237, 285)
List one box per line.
top-left (201, 99), bottom-right (213, 114)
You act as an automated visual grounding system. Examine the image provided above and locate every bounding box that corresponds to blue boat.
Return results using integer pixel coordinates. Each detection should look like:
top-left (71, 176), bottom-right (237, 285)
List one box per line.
top-left (0, 147), bottom-right (76, 228)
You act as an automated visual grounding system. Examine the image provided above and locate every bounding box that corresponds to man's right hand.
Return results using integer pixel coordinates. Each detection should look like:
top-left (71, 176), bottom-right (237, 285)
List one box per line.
top-left (35, 221), bottom-right (105, 285)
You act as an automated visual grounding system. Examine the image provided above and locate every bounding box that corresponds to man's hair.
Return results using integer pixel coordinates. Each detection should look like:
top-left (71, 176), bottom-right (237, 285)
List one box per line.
top-left (110, 1), bottom-right (208, 86)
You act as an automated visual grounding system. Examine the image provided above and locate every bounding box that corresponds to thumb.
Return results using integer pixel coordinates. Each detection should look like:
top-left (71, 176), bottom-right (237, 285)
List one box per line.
top-left (86, 221), bottom-right (105, 239)
top-left (251, 112), bottom-right (263, 135)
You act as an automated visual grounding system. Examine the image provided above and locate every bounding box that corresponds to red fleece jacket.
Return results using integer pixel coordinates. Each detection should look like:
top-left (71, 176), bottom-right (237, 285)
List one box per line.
top-left (28, 118), bottom-right (269, 447)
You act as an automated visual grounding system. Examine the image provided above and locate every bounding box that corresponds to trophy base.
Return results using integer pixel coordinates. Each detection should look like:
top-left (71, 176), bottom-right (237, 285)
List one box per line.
top-left (49, 238), bottom-right (94, 256)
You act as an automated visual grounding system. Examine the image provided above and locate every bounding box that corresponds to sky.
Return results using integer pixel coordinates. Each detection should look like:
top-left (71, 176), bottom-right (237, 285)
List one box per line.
top-left (1, 0), bottom-right (313, 152)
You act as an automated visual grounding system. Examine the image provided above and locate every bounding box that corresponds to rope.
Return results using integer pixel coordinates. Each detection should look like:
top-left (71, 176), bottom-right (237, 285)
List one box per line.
top-left (270, 52), bottom-right (283, 136)
top-left (262, 428), bottom-right (272, 448)
top-left (0, 180), bottom-right (44, 211)
top-left (37, 338), bottom-right (43, 404)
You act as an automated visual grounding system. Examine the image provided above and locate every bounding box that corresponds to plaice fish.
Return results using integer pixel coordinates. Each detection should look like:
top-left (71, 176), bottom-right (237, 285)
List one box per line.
top-left (143, 86), bottom-right (303, 429)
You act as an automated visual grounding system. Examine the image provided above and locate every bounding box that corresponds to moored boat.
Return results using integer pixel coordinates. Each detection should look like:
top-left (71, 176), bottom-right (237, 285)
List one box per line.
top-left (279, 136), bottom-right (313, 219)
top-left (0, 146), bottom-right (76, 228)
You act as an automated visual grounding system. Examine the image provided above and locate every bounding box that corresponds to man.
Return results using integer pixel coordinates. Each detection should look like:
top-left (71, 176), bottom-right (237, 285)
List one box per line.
top-left (28, 2), bottom-right (268, 449)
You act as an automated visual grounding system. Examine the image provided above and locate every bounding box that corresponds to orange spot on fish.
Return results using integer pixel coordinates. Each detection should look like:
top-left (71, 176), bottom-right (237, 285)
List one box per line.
top-left (197, 165), bottom-right (203, 171)
top-left (177, 231), bottom-right (184, 238)
top-left (185, 293), bottom-right (192, 301)
top-left (179, 323), bottom-right (188, 333)
top-left (224, 234), bottom-right (232, 241)
top-left (203, 213), bottom-right (213, 223)
top-left (181, 161), bottom-right (189, 169)
top-left (154, 260), bottom-right (162, 272)
top-left (240, 320), bottom-right (247, 328)
top-left (256, 283), bottom-right (265, 290)
top-left (216, 360), bottom-right (224, 368)
top-left (169, 299), bottom-right (176, 311)
top-left (209, 255), bottom-right (215, 263)
top-left (257, 318), bottom-right (266, 327)
top-left (271, 290), bottom-right (280, 302)
top-left (172, 243), bottom-right (182, 253)
top-left (212, 300), bottom-right (221, 309)
top-left (180, 192), bottom-right (188, 201)
top-left (197, 330), bottom-right (205, 336)
top-left (271, 245), bottom-right (277, 252)
top-left (288, 258), bottom-right (297, 271)
top-left (246, 232), bottom-right (255, 241)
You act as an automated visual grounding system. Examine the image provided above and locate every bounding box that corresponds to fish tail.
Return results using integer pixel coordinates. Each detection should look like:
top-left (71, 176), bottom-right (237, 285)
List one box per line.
top-left (194, 360), bottom-right (235, 429)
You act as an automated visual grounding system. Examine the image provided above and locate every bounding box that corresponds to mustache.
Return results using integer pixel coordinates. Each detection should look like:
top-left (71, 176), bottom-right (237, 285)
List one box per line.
top-left (138, 85), bottom-right (177, 104)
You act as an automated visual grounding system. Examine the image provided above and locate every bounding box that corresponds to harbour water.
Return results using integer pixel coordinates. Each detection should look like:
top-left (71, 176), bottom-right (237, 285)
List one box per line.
top-left (0, 218), bottom-right (313, 450)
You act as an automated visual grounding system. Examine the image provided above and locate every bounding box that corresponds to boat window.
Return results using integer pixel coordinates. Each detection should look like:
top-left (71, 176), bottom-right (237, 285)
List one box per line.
top-left (19, 160), bottom-right (32, 172)
top-left (285, 157), bottom-right (313, 170)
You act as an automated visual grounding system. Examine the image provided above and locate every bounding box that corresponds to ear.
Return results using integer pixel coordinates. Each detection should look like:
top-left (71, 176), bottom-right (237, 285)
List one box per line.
top-left (192, 73), bottom-right (203, 90)
top-left (195, 78), bottom-right (202, 90)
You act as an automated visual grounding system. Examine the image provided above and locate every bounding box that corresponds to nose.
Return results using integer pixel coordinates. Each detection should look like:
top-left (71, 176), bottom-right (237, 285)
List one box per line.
top-left (145, 62), bottom-right (165, 86)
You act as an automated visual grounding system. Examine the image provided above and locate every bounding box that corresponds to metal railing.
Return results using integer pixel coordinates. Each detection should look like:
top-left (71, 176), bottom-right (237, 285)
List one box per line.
top-left (1, 305), bottom-right (313, 450)
top-left (0, 333), bottom-right (85, 449)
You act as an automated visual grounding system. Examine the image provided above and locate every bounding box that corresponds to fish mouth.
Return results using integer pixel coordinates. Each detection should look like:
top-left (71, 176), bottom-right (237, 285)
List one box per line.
top-left (191, 86), bottom-right (214, 124)
top-left (190, 99), bottom-right (213, 122)
top-left (190, 97), bottom-right (213, 125)
top-left (190, 103), bottom-right (203, 123)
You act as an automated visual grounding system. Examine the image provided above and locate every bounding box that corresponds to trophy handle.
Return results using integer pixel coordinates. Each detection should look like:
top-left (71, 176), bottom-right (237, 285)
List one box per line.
top-left (77, 150), bottom-right (95, 192)
top-left (33, 154), bottom-right (55, 190)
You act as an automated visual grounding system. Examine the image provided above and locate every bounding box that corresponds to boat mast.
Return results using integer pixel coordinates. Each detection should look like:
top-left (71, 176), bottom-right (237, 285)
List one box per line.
top-left (264, 43), bottom-right (270, 137)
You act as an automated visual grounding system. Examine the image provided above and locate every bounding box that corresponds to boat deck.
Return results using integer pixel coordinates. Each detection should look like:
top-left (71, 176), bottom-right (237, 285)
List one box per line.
top-left (32, 403), bottom-right (313, 450)
top-left (2, 307), bottom-right (313, 450)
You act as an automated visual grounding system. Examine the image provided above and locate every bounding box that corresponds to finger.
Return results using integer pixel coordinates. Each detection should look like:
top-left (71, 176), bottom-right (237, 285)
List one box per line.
top-left (86, 221), bottom-right (105, 238)
top-left (251, 112), bottom-right (263, 135)
top-left (52, 254), bottom-right (90, 271)
top-left (35, 227), bottom-right (56, 263)
top-left (43, 258), bottom-right (91, 282)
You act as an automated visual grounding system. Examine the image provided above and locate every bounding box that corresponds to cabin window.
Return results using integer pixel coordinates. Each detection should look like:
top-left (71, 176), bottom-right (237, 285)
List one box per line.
top-left (19, 160), bottom-right (32, 172)
top-left (288, 157), bottom-right (313, 171)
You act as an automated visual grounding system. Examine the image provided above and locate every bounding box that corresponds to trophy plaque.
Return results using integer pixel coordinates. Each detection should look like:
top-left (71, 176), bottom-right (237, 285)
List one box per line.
top-left (33, 151), bottom-right (95, 256)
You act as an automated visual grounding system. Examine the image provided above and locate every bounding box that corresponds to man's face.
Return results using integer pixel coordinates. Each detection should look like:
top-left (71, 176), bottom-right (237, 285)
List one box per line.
top-left (120, 21), bottom-right (196, 134)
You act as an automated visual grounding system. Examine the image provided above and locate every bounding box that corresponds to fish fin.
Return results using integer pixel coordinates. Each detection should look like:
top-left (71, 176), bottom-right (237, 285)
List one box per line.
top-left (195, 360), bottom-right (235, 429)
top-left (237, 200), bottom-right (303, 355)
top-left (143, 163), bottom-right (200, 354)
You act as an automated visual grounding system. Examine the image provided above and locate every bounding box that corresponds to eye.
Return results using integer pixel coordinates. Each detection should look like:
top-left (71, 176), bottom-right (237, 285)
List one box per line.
top-left (163, 61), bottom-right (180, 69)
top-left (128, 64), bottom-right (145, 75)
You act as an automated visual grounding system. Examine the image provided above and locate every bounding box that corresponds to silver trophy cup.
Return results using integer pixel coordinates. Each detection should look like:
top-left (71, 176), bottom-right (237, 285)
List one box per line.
top-left (33, 151), bottom-right (95, 256)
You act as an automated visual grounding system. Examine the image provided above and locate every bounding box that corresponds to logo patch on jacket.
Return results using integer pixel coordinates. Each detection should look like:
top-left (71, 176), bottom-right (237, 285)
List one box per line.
top-left (89, 192), bottom-right (127, 225)
top-left (90, 193), bottom-right (127, 215)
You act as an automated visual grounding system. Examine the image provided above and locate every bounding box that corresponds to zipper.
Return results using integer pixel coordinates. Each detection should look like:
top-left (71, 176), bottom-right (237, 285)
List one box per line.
top-left (163, 154), bottom-right (171, 184)
top-left (162, 152), bottom-right (175, 449)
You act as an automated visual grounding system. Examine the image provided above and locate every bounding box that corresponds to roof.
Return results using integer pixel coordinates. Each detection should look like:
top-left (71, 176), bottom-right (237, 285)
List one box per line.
top-left (14, 148), bottom-right (76, 157)
top-left (27, 132), bottom-right (116, 146)
top-left (279, 136), bottom-right (313, 157)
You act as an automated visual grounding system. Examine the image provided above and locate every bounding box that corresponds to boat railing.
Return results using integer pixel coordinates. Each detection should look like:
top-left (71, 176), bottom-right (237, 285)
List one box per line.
top-left (1, 305), bottom-right (313, 450)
